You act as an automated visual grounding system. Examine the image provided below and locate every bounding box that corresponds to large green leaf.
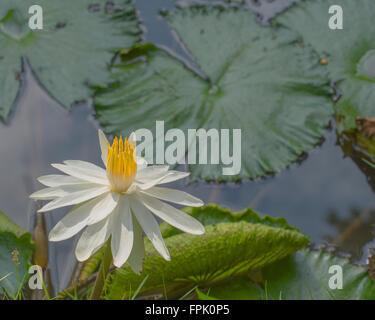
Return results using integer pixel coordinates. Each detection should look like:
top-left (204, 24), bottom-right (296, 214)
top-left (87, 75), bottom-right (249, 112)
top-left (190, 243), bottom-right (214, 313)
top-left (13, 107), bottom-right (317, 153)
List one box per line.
top-left (202, 277), bottom-right (265, 300)
top-left (276, 0), bottom-right (375, 131)
top-left (78, 204), bottom-right (300, 281)
top-left (106, 220), bottom-right (309, 299)
top-left (160, 204), bottom-right (299, 238)
top-left (205, 249), bottom-right (375, 300)
top-left (94, 7), bottom-right (333, 181)
top-left (262, 249), bottom-right (375, 300)
top-left (0, 211), bottom-right (34, 297)
top-left (174, 0), bottom-right (299, 24)
top-left (0, 0), bottom-right (139, 120)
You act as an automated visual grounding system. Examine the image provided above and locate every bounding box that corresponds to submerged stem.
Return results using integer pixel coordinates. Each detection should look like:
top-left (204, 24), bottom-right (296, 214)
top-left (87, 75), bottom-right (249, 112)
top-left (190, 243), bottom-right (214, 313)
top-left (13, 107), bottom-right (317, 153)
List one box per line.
top-left (89, 238), bottom-right (112, 300)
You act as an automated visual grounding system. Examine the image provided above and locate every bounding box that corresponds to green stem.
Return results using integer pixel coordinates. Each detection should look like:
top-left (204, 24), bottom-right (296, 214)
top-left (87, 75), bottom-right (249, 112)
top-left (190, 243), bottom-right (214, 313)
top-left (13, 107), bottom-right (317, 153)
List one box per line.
top-left (89, 239), bottom-right (112, 300)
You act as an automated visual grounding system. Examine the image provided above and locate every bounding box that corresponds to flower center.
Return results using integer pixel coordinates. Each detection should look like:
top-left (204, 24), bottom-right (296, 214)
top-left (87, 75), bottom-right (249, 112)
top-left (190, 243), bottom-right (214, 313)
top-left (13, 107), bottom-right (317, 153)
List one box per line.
top-left (107, 136), bottom-right (137, 193)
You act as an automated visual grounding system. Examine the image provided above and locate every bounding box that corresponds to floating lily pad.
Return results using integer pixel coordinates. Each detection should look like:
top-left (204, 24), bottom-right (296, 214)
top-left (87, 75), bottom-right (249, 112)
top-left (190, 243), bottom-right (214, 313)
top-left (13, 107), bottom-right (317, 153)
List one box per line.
top-left (105, 205), bottom-right (309, 299)
top-left (202, 249), bottom-right (375, 300)
top-left (95, 7), bottom-right (333, 181)
top-left (174, 0), bottom-right (299, 24)
top-left (160, 204), bottom-right (300, 238)
top-left (0, 0), bottom-right (139, 120)
top-left (262, 248), bottom-right (375, 299)
top-left (0, 211), bottom-right (34, 297)
top-left (276, 0), bottom-right (375, 131)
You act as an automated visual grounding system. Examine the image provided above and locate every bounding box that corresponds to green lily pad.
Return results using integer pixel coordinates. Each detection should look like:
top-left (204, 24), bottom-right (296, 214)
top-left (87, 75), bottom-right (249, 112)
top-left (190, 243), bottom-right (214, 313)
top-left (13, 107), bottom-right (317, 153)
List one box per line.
top-left (0, 211), bottom-right (34, 297)
top-left (174, 0), bottom-right (298, 24)
top-left (94, 6), bottom-right (333, 181)
top-left (276, 0), bottom-right (375, 131)
top-left (204, 249), bottom-right (375, 300)
top-left (106, 219), bottom-right (309, 299)
top-left (262, 248), bottom-right (375, 300)
top-left (0, 0), bottom-right (139, 120)
top-left (160, 204), bottom-right (300, 238)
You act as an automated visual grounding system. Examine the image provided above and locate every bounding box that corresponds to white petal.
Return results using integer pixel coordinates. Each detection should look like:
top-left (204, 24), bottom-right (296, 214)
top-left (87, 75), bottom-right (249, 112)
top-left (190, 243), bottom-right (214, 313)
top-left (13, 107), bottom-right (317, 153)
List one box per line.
top-left (111, 198), bottom-right (134, 267)
top-left (38, 185), bottom-right (109, 212)
top-left (98, 129), bottom-right (109, 166)
top-left (63, 160), bottom-right (107, 178)
top-left (37, 175), bottom-right (85, 187)
top-left (157, 171), bottom-right (190, 184)
top-left (141, 186), bottom-right (203, 207)
top-left (125, 183), bottom-right (138, 194)
top-left (134, 176), bottom-right (171, 191)
top-left (130, 197), bottom-right (170, 261)
top-left (48, 194), bottom-right (111, 241)
top-left (135, 168), bottom-right (189, 190)
top-left (75, 217), bottom-right (112, 262)
top-left (30, 187), bottom-right (68, 200)
top-left (138, 193), bottom-right (205, 235)
top-left (127, 215), bottom-right (145, 274)
top-left (30, 183), bottom-right (99, 200)
top-left (52, 162), bottom-right (108, 185)
top-left (136, 157), bottom-right (148, 171)
top-left (59, 192), bottom-right (118, 258)
top-left (135, 171), bottom-right (190, 190)
top-left (128, 132), bottom-right (136, 145)
top-left (135, 165), bottom-right (169, 182)
top-left (86, 192), bottom-right (120, 225)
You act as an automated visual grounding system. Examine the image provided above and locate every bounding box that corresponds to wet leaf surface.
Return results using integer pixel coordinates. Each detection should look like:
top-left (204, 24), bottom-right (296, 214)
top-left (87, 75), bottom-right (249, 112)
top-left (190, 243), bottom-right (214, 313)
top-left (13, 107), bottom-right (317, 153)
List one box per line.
top-left (0, 0), bottom-right (139, 120)
top-left (205, 248), bottom-right (375, 299)
top-left (276, 0), bottom-right (375, 132)
top-left (95, 6), bottom-right (333, 181)
top-left (105, 205), bottom-right (308, 299)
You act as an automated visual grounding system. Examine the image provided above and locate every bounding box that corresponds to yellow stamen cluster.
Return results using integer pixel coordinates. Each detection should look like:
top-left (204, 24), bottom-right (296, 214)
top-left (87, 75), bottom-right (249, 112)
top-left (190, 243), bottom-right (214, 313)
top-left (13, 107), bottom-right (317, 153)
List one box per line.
top-left (107, 136), bottom-right (137, 193)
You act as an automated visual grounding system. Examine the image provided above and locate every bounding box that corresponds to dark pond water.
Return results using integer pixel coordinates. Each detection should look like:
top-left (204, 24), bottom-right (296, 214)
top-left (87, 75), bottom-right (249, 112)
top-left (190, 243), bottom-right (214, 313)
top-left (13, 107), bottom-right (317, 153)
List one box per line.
top-left (1, 0), bottom-right (375, 294)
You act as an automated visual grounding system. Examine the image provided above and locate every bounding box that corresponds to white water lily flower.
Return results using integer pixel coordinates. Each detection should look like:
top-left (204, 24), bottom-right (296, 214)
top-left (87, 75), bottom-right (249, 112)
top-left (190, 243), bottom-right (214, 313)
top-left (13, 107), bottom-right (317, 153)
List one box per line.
top-left (30, 130), bottom-right (205, 273)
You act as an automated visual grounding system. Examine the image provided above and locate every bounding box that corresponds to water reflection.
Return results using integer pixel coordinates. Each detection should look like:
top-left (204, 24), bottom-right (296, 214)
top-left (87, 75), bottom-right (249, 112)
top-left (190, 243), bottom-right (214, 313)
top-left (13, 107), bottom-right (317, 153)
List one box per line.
top-left (339, 130), bottom-right (375, 194)
top-left (324, 208), bottom-right (375, 260)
